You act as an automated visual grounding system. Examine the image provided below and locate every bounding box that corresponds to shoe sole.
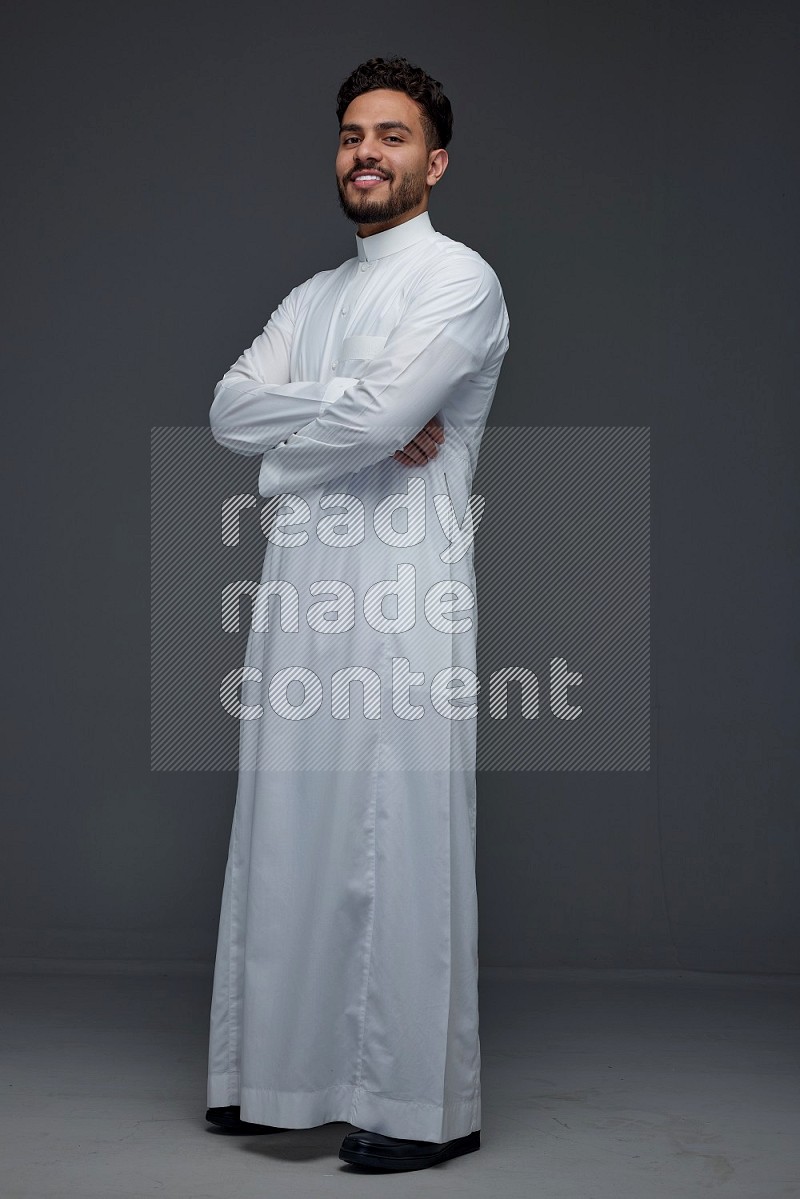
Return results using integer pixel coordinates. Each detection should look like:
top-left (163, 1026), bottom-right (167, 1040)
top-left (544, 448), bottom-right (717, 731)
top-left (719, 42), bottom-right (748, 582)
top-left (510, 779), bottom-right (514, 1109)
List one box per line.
top-left (338, 1129), bottom-right (480, 1171)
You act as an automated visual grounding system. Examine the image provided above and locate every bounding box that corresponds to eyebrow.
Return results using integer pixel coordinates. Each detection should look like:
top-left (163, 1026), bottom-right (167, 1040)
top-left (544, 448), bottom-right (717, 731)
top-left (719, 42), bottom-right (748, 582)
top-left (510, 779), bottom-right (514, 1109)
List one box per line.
top-left (339, 121), bottom-right (414, 136)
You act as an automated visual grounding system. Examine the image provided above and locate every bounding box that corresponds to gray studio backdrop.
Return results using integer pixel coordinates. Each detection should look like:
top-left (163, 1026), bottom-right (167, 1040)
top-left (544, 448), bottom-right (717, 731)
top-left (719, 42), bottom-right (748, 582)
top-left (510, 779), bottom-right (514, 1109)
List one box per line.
top-left (2, 0), bottom-right (797, 972)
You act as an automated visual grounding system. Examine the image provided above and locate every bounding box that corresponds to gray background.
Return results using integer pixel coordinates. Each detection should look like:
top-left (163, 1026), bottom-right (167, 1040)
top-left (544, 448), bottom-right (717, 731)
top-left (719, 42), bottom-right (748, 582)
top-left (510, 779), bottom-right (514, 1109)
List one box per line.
top-left (2, 0), bottom-right (797, 972)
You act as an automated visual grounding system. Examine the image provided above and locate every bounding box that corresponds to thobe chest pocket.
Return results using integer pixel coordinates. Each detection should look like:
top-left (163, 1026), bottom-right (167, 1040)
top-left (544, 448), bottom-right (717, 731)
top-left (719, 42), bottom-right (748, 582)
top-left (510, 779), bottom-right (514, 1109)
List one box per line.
top-left (339, 334), bottom-right (388, 363)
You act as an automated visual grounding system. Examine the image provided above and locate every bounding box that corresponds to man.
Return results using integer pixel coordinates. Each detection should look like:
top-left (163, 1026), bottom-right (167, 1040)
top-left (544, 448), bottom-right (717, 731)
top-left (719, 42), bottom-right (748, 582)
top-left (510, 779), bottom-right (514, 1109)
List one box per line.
top-left (206, 55), bottom-right (509, 1173)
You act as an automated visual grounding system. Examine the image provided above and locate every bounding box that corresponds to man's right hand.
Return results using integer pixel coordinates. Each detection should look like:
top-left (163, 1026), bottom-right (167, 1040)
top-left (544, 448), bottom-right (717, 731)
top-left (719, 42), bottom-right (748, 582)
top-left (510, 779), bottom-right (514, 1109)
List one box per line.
top-left (393, 415), bottom-right (445, 467)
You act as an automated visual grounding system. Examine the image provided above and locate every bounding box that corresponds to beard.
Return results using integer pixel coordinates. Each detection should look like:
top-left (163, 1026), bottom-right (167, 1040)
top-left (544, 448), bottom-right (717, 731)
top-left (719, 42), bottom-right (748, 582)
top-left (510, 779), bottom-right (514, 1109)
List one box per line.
top-left (336, 165), bottom-right (427, 225)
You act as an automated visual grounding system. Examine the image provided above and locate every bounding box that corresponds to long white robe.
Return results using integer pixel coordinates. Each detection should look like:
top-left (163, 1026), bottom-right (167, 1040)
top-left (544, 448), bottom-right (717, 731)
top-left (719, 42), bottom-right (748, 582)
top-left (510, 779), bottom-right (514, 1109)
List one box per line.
top-left (207, 209), bottom-right (509, 1142)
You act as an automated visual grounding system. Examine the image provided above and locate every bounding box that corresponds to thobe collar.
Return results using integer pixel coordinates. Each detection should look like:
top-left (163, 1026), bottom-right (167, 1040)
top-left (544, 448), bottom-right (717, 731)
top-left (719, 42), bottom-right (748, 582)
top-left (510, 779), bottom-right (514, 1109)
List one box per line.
top-left (355, 209), bottom-right (436, 262)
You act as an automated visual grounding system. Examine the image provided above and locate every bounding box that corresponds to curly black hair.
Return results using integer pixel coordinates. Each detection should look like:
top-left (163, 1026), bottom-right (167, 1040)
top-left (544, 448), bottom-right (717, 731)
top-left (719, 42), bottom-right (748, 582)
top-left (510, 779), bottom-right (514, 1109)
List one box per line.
top-left (336, 56), bottom-right (453, 154)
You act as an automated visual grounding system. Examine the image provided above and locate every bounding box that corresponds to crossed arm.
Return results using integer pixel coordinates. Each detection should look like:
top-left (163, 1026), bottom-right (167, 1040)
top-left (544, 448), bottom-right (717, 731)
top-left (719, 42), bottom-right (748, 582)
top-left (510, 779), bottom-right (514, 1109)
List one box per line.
top-left (209, 280), bottom-right (345, 456)
top-left (209, 257), bottom-right (505, 495)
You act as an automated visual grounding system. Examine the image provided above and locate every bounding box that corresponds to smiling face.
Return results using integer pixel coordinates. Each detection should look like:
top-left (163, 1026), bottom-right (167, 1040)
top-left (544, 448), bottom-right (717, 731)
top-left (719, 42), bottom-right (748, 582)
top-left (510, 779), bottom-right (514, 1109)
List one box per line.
top-left (335, 88), bottom-right (448, 236)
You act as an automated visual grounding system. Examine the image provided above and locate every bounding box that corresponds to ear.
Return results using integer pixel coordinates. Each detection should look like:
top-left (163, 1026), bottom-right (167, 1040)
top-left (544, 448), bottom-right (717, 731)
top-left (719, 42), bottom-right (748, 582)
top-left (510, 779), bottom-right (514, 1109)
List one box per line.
top-left (427, 148), bottom-right (449, 186)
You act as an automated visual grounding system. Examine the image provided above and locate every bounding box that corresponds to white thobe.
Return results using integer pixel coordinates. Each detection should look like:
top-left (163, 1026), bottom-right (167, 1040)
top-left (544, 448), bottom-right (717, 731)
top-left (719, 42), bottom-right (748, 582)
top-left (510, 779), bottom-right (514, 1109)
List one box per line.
top-left (207, 209), bottom-right (509, 1142)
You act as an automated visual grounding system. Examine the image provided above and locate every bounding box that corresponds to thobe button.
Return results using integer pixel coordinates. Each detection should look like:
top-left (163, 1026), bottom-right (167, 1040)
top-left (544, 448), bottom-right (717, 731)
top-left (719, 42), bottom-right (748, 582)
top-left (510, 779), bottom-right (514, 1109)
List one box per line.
top-left (359, 262), bottom-right (367, 272)
top-left (331, 361), bottom-right (338, 370)
top-left (341, 307), bottom-right (348, 315)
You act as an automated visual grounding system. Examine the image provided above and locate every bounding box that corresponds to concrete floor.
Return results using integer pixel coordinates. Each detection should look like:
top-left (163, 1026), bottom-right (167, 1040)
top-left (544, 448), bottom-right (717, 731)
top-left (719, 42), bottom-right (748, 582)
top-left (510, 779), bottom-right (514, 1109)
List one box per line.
top-left (0, 964), bottom-right (798, 1198)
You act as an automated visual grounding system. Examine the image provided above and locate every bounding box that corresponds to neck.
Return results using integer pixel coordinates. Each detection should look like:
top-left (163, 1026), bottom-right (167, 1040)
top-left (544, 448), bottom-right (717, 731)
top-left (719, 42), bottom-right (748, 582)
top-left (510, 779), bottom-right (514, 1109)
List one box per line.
top-left (356, 203), bottom-right (429, 239)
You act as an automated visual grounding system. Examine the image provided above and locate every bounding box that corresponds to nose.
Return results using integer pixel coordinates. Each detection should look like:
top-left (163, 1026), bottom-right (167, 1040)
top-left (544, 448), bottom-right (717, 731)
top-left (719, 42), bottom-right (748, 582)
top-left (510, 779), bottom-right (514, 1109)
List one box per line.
top-left (353, 136), bottom-right (384, 167)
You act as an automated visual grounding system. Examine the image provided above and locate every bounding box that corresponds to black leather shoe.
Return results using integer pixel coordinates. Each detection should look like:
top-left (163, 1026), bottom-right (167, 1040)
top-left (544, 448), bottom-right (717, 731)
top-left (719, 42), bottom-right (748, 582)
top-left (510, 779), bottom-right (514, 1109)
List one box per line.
top-left (338, 1127), bottom-right (480, 1171)
top-left (205, 1105), bottom-right (284, 1134)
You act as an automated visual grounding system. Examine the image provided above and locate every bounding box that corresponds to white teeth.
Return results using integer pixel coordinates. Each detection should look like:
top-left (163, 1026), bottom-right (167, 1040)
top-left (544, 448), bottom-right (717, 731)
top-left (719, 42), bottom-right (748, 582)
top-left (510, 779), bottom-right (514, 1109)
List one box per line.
top-left (354, 175), bottom-right (383, 181)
